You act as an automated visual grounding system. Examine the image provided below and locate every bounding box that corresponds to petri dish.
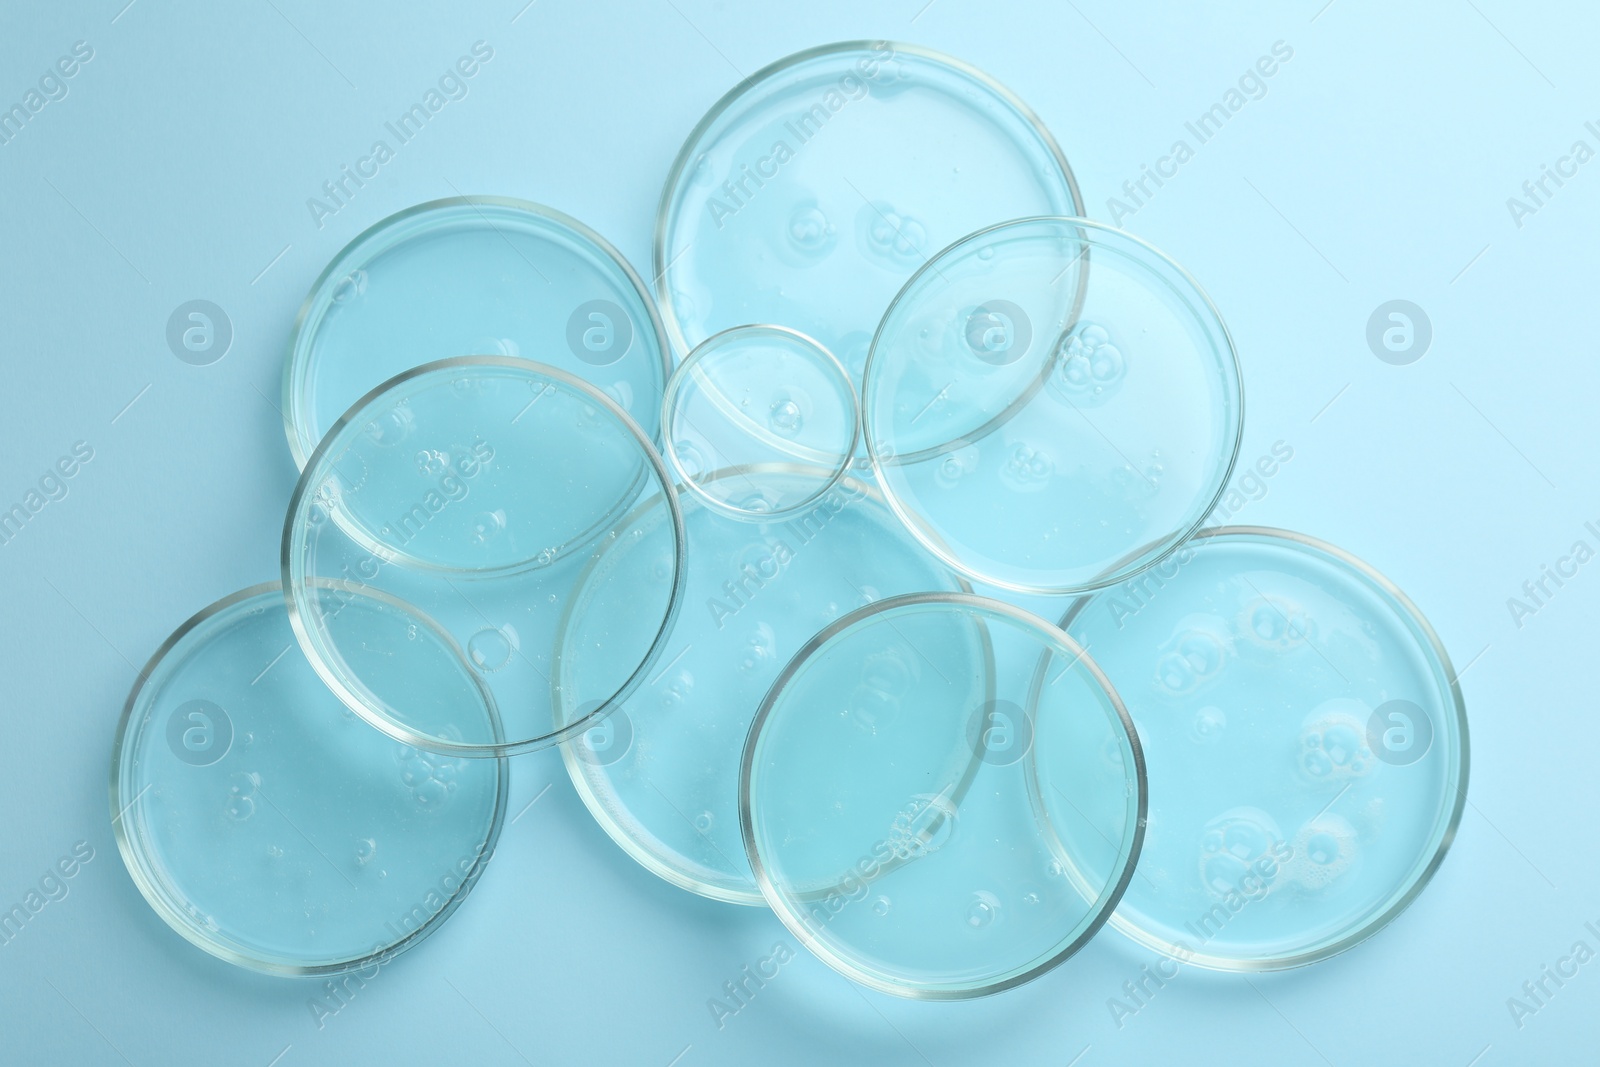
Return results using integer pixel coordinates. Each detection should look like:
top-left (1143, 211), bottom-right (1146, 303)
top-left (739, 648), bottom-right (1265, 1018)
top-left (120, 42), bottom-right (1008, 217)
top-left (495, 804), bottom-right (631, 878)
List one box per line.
top-left (283, 196), bottom-right (670, 469)
top-left (556, 466), bottom-right (964, 904)
top-left (662, 326), bottom-right (859, 519)
top-left (110, 584), bottom-right (506, 975)
top-left (1057, 526), bottom-right (1469, 971)
top-left (863, 217), bottom-right (1244, 594)
top-left (655, 41), bottom-right (1083, 383)
top-left (282, 357), bottom-right (686, 757)
top-left (741, 593), bottom-right (1145, 998)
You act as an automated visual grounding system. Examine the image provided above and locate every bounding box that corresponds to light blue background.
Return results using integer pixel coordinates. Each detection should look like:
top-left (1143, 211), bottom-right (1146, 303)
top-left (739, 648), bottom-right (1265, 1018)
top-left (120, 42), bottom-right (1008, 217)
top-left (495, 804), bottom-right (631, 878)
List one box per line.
top-left (1, 1), bottom-right (1593, 1063)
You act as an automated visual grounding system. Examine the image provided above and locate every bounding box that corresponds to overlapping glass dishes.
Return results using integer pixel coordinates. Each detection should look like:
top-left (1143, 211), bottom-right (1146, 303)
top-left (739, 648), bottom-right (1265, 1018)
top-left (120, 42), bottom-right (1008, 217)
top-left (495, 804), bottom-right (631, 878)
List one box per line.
top-left (655, 41), bottom-right (1084, 383)
top-left (107, 39), bottom-right (1466, 1000)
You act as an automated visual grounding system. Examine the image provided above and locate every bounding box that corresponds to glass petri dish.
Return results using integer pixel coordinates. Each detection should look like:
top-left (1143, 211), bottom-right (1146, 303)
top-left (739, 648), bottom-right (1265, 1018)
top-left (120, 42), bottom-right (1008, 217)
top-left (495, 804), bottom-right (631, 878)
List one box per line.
top-left (109, 584), bottom-right (506, 976)
top-left (863, 217), bottom-right (1244, 594)
top-left (741, 593), bottom-right (1145, 998)
top-left (282, 357), bottom-right (686, 757)
top-left (655, 41), bottom-right (1083, 383)
top-left (1056, 527), bottom-right (1469, 971)
top-left (556, 466), bottom-right (964, 904)
top-left (282, 196), bottom-right (670, 469)
top-left (662, 326), bottom-right (859, 519)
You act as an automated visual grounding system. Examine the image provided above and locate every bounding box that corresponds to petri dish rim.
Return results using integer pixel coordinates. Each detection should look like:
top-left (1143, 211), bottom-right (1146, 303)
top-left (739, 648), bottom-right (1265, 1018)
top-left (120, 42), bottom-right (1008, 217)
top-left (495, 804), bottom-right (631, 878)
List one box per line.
top-left (282, 194), bottom-right (673, 470)
top-left (1054, 524), bottom-right (1471, 972)
top-left (280, 355), bottom-right (690, 759)
top-left (739, 590), bottom-right (1148, 999)
top-left (556, 464), bottom-right (974, 906)
top-left (651, 39), bottom-right (1087, 362)
top-left (108, 581), bottom-right (510, 977)
top-left (661, 324), bottom-right (862, 522)
top-left (862, 215), bottom-right (1248, 596)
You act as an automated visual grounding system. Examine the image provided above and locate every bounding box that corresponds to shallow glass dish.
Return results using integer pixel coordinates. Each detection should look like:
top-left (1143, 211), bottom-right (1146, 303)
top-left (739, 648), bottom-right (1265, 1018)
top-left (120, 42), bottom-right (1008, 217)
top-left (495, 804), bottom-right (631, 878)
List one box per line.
top-left (110, 584), bottom-right (507, 975)
top-left (655, 41), bottom-right (1083, 383)
top-left (741, 593), bottom-right (1145, 998)
top-left (282, 357), bottom-right (685, 757)
top-left (558, 467), bottom-right (964, 904)
top-left (863, 217), bottom-right (1244, 594)
top-left (1057, 527), bottom-right (1469, 970)
top-left (283, 196), bottom-right (670, 468)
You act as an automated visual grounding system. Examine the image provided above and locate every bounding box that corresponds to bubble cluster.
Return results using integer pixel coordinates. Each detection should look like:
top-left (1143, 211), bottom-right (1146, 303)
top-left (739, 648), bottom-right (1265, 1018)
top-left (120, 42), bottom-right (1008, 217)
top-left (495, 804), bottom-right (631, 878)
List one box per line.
top-left (1198, 807), bottom-right (1284, 900)
top-left (787, 201), bottom-right (837, 259)
top-left (1240, 596), bottom-right (1313, 650)
top-left (1155, 625), bottom-right (1228, 695)
top-left (1285, 814), bottom-right (1358, 891)
top-left (396, 746), bottom-right (460, 810)
top-left (999, 443), bottom-right (1053, 493)
top-left (1050, 322), bottom-right (1125, 404)
top-left (858, 201), bottom-right (926, 263)
top-left (1299, 700), bottom-right (1375, 782)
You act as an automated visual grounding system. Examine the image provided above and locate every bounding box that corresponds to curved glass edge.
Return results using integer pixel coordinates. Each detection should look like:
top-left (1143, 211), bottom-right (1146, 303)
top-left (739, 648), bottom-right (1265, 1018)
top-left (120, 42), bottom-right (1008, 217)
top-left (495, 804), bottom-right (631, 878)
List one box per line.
top-left (280, 356), bottom-right (690, 759)
top-left (556, 469), bottom-right (974, 907)
top-left (107, 582), bottom-right (510, 977)
top-left (862, 215), bottom-right (1247, 597)
top-left (661, 324), bottom-right (862, 523)
top-left (1058, 525), bottom-right (1471, 973)
top-left (281, 195), bottom-right (673, 470)
top-left (652, 39), bottom-right (1087, 362)
top-left (738, 591), bottom-right (1147, 999)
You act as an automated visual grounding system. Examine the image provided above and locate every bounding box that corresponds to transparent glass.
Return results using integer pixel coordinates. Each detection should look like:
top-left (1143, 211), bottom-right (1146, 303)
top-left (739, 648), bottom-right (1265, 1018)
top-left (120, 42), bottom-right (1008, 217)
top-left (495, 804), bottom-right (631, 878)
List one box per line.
top-left (283, 196), bottom-right (670, 468)
top-left (741, 593), bottom-right (1145, 998)
top-left (864, 217), bottom-right (1245, 594)
top-left (654, 41), bottom-right (1083, 384)
top-left (1057, 526), bottom-right (1469, 970)
top-left (662, 326), bottom-right (859, 519)
top-left (557, 467), bottom-right (963, 904)
top-left (109, 584), bottom-right (507, 976)
top-left (282, 357), bottom-right (686, 757)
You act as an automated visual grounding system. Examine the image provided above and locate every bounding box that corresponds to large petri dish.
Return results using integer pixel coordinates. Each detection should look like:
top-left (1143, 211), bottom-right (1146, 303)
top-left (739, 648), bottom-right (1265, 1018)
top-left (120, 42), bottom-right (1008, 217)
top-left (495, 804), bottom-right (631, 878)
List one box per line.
top-left (742, 594), bottom-right (1145, 998)
top-left (283, 196), bottom-right (670, 468)
top-left (864, 217), bottom-right (1244, 594)
top-left (655, 41), bottom-right (1083, 382)
top-left (1057, 527), bottom-right (1469, 970)
top-left (110, 584), bottom-right (506, 975)
top-left (282, 357), bottom-right (686, 757)
top-left (557, 467), bottom-right (964, 904)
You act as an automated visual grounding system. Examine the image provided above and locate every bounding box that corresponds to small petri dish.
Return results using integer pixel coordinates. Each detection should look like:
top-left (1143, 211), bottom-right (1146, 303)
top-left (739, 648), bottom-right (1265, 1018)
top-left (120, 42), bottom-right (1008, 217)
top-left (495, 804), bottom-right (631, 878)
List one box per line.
top-left (283, 196), bottom-right (670, 469)
top-left (1057, 527), bottom-right (1469, 971)
top-left (110, 584), bottom-right (506, 976)
top-left (557, 466), bottom-right (964, 904)
top-left (655, 41), bottom-right (1083, 383)
top-left (662, 326), bottom-right (859, 519)
top-left (741, 593), bottom-right (1145, 998)
top-left (282, 357), bottom-right (686, 757)
top-left (863, 217), bottom-right (1244, 594)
